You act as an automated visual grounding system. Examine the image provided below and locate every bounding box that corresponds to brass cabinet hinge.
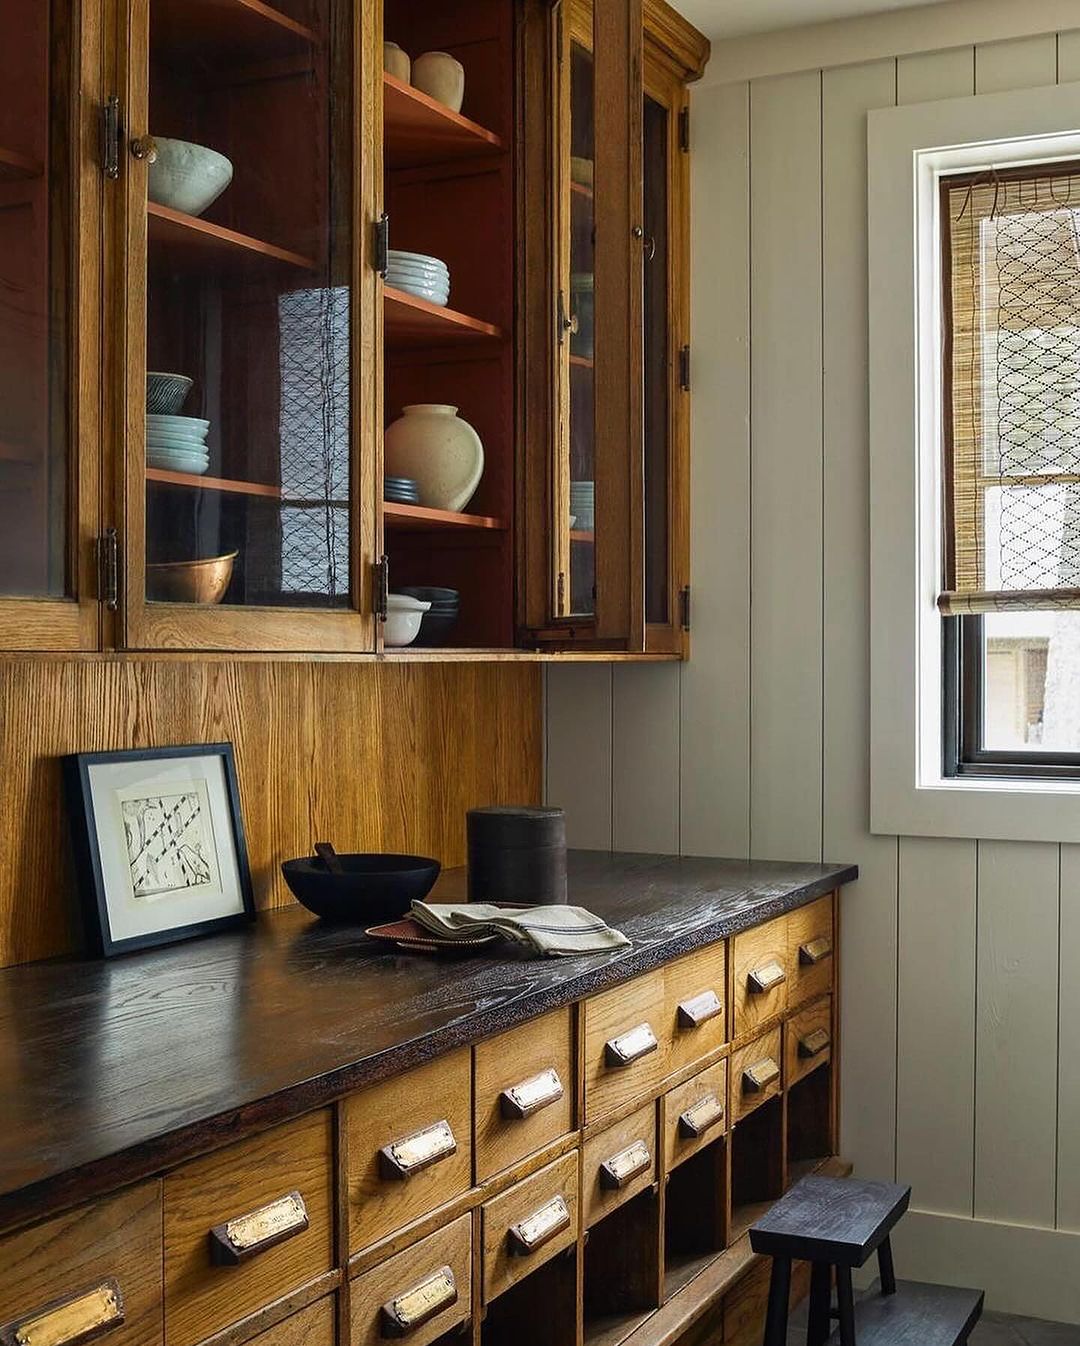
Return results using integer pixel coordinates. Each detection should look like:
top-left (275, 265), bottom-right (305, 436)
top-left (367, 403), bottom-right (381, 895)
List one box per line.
top-left (679, 585), bottom-right (690, 632)
top-left (97, 529), bottom-right (120, 612)
top-left (373, 554), bottom-right (389, 621)
top-left (373, 212), bottom-right (389, 277)
top-left (103, 95), bottom-right (122, 180)
top-left (679, 344), bottom-right (691, 392)
top-left (678, 106), bottom-right (690, 153)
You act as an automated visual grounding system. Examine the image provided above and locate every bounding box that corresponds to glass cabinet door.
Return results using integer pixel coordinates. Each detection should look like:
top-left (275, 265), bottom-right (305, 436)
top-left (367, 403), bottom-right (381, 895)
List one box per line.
top-left (121, 0), bottom-right (373, 651)
top-left (0, 0), bottom-right (102, 649)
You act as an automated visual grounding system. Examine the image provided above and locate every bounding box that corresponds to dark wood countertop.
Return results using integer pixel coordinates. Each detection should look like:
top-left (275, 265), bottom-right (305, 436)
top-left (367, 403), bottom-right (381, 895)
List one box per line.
top-left (0, 850), bottom-right (856, 1231)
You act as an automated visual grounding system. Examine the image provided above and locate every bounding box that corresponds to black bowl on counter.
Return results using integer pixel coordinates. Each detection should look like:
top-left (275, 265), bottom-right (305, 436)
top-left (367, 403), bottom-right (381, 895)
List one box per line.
top-left (398, 587), bottom-right (459, 647)
top-left (281, 853), bottom-right (441, 924)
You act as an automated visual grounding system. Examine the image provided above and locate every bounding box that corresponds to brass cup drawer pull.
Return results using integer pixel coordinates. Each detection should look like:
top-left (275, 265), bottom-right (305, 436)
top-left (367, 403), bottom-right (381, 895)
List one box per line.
top-left (742, 1057), bottom-right (780, 1093)
top-left (604, 1022), bottom-right (659, 1068)
top-left (677, 1091), bottom-right (725, 1140)
top-left (1, 1282), bottom-right (125, 1346)
top-left (379, 1266), bottom-right (457, 1338)
top-left (500, 1067), bottom-right (565, 1121)
top-left (798, 1027), bottom-right (831, 1058)
top-left (677, 989), bottom-right (722, 1029)
top-left (599, 1139), bottom-right (651, 1190)
top-left (507, 1194), bottom-right (572, 1256)
top-left (379, 1119), bottom-right (457, 1180)
top-left (747, 961), bottom-right (786, 994)
top-left (209, 1190), bottom-right (309, 1266)
top-left (799, 936), bottom-right (833, 966)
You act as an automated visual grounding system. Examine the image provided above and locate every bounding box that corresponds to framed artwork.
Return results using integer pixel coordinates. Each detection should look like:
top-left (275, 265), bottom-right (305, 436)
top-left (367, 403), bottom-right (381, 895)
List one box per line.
top-left (64, 743), bottom-right (255, 956)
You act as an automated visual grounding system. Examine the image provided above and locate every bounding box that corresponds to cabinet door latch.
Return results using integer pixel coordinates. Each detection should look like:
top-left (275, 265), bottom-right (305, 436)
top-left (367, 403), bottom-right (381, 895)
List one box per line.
top-left (679, 585), bottom-right (691, 632)
top-left (103, 95), bottom-right (122, 180)
top-left (373, 554), bottom-right (389, 621)
top-left (97, 529), bottom-right (120, 611)
top-left (678, 345), bottom-right (691, 392)
top-left (373, 212), bottom-right (389, 278)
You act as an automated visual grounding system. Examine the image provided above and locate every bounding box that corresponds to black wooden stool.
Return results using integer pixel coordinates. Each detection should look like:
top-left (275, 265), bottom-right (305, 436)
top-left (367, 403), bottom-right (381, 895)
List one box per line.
top-left (749, 1176), bottom-right (984, 1346)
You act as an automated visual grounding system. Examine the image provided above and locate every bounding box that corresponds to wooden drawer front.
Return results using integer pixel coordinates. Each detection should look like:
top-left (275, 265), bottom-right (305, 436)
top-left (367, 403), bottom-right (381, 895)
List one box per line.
top-left (662, 943), bottom-right (727, 1078)
top-left (474, 1008), bottom-right (575, 1183)
top-left (662, 1060), bottom-right (728, 1174)
top-left (583, 969), bottom-right (665, 1123)
top-left (481, 1150), bottom-right (579, 1303)
top-left (246, 1298), bottom-right (334, 1346)
top-left (0, 1184), bottom-right (162, 1346)
top-left (786, 996), bottom-right (832, 1088)
top-left (787, 897), bottom-right (834, 1009)
top-left (582, 1100), bottom-right (657, 1228)
top-left (346, 1049), bottom-right (472, 1254)
top-left (730, 1027), bottom-right (782, 1123)
top-left (164, 1111), bottom-right (333, 1346)
top-left (732, 917), bottom-right (788, 1040)
top-left (351, 1214), bottom-right (471, 1346)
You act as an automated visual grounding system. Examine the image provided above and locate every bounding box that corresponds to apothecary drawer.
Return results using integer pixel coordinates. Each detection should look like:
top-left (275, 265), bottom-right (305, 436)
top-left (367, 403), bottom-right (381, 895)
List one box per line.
top-left (787, 897), bottom-right (834, 1008)
top-left (247, 1297), bottom-right (334, 1346)
top-left (662, 943), bottom-right (727, 1078)
top-left (730, 1027), bottom-right (782, 1123)
top-left (786, 996), bottom-right (832, 1088)
top-left (481, 1149), bottom-right (579, 1303)
top-left (346, 1049), bottom-right (472, 1255)
top-left (582, 1100), bottom-right (657, 1228)
top-left (0, 1183), bottom-right (162, 1346)
top-left (583, 969), bottom-right (665, 1123)
top-left (164, 1111), bottom-right (334, 1346)
top-left (474, 1008), bottom-right (575, 1183)
top-left (350, 1214), bottom-right (471, 1346)
top-left (662, 1059), bottom-right (728, 1173)
top-left (732, 917), bottom-right (788, 1040)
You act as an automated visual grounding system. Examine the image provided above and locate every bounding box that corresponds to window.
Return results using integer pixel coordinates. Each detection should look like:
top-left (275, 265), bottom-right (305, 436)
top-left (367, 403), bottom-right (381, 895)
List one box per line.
top-left (940, 163), bottom-right (1080, 777)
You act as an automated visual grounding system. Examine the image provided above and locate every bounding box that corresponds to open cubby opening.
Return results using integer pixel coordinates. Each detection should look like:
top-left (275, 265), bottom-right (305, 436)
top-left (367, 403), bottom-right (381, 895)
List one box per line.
top-left (480, 1246), bottom-right (578, 1346)
top-left (663, 1137), bottom-right (728, 1300)
top-left (583, 1189), bottom-right (662, 1346)
top-left (729, 1096), bottom-right (785, 1244)
top-left (787, 1062), bottom-right (834, 1186)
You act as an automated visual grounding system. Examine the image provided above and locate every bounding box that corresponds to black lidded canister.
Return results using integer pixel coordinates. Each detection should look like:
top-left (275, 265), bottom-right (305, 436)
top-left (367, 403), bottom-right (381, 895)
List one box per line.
top-left (467, 806), bottom-right (568, 905)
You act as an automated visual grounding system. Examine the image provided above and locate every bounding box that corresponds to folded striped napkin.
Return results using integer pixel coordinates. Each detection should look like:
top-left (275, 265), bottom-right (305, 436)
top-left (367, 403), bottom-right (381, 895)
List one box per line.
top-left (410, 901), bottom-right (631, 958)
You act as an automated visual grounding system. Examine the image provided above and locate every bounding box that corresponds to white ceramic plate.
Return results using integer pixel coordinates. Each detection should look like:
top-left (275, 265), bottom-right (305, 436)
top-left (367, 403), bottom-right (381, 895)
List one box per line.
top-left (388, 249), bottom-right (447, 268)
top-left (388, 282), bottom-right (450, 305)
top-left (147, 414), bottom-right (210, 431)
top-left (387, 259), bottom-right (449, 277)
top-left (148, 435), bottom-right (209, 451)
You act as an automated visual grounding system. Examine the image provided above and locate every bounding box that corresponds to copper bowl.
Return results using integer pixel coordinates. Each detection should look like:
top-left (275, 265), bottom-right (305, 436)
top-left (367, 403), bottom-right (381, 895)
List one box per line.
top-left (147, 551), bottom-right (237, 604)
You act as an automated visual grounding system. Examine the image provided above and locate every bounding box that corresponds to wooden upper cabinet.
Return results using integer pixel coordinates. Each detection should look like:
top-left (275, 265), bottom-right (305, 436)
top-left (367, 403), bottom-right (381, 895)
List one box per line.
top-left (0, 0), bottom-right (103, 650)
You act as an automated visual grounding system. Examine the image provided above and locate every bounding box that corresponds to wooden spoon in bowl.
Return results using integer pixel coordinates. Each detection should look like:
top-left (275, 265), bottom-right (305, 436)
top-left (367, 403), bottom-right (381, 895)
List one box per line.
top-left (314, 842), bottom-right (345, 875)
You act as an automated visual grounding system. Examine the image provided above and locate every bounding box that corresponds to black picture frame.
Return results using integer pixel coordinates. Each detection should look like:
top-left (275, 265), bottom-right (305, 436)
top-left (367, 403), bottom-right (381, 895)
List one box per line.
top-left (63, 743), bottom-right (255, 957)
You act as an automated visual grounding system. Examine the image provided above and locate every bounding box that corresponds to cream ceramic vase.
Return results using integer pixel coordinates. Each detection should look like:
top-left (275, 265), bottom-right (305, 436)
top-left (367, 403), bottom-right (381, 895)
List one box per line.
top-left (412, 51), bottom-right (466, 114)
top-left (384, 404), bottom-right (484, 513)
top-left (383, 41), bottom-right (411, 83)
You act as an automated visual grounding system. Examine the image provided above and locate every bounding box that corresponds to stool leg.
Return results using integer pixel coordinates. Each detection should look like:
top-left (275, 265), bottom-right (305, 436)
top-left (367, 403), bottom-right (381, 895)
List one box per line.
top-left (836, 1266), bottom-right (856, 1346)
top-left (763, 1256), bottom-right (792, 1346)
top-left (806, 1262), bottom-right (832, 1346)
top-left (877, 1237), bottom-right (897, 1296)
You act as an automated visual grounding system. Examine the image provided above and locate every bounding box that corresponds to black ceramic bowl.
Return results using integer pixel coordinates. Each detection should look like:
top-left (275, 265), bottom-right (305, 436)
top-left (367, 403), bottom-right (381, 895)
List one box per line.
top-left (281, 853), bottom-right (441, 924)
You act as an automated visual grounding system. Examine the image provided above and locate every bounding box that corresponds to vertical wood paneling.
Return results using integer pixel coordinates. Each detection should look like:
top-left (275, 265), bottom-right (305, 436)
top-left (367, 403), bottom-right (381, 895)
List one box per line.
top-left (1060, 29), bottom-right (1080, 77)
top-left (975, 840), bottom-right (1059, 1227)
top-left (544, 665), bottom-right (613, 849)
top-left (680, 80), bottom-right (752, 860)
top-left (1058, 845), bottom-right (1080, 1231)
top-left (897, 837), bottom-right (977, 1214)
top-left (895, 47), bottom-right (973, 104)
top-left (821, 56), bottom-right (901, 1185)
top-left (612, 664), bottom-right (679, 853)
top-left (975, 33), bottom-right (1058, 90)
top-left (748, 70), bottom-right (824, 863)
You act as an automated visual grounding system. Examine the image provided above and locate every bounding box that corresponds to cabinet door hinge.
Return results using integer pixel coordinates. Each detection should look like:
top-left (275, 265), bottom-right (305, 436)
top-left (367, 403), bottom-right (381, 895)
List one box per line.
top-left (679, 344), bottom-right (691, 392)
top-left (103, 95), bottom-right (122, 180)
top-left (373, 554), bottom-right (389, 620)
top-left (679, 585), bottom-right (691, 632)
top-left (556, 570), bottom-right (566, 616)
top-left (97, 529), bottom-right (120, 611)
top-left (373, 212), bottom-right (389, 278)
top-left (678, 106), bottom-right (690, 153)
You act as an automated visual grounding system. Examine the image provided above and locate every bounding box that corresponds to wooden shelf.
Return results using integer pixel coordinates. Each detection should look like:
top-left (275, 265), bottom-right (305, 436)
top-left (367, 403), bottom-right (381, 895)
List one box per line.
top-left (570, 529), bottom-right (594, 544)
top-left (571, 180), bottom-right (594, 201)
top-left (0, 146), bottom-right (42, 182)
top-left (384, 501), bottom-right (507, 532)
top-left (146, 468), bottom-right (281, 498)
top-left (384, 286), bottom-right (504, 348)
top-left (151, 0), bottom-right (316, 62)
top-left (570, 354), bottom-right (594, 369)
top-left (384, 74), bottom-right (503, 170)
top-left (148, 202), bottom-right (315, 273)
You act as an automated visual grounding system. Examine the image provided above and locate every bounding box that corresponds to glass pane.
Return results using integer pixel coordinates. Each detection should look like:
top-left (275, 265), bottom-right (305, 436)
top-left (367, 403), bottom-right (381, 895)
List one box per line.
top-left (0, 0), bottom-right (70, 596)
top-left (982, 611), bottom-right (1080, 751)
top-left (568, 37), bottom-right (596, 618)
top-left (145, 0), bottom-right (351, 607)
top-left (643, 93), bottom-right (669, 626)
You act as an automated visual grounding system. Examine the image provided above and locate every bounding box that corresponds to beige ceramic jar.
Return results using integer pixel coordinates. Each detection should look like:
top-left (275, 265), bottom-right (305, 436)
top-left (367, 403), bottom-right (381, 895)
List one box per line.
top-left (384, 404), bottom-right (484, 513)
top-left (412, 51), bottom-right (465, 113)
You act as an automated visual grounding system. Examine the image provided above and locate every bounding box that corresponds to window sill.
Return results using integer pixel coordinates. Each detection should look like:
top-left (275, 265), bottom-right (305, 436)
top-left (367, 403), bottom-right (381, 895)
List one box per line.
top-left (872, 772), bottom-right (1080, 844)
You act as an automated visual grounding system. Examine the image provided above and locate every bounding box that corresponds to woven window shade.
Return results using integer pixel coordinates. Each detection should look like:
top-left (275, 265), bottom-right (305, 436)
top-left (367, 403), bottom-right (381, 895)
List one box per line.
top-left (939, 163), bottom-right (1080, 615)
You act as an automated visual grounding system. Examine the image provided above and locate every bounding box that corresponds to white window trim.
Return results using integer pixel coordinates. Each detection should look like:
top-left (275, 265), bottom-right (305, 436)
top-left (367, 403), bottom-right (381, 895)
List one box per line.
top-left (868, 80), bottom-right (1080, 842)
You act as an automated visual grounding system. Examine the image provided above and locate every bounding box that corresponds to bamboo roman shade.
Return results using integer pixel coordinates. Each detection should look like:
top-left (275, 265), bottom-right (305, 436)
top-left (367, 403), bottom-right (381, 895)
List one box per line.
top-left (939, 163), bottom-right (1080, 615)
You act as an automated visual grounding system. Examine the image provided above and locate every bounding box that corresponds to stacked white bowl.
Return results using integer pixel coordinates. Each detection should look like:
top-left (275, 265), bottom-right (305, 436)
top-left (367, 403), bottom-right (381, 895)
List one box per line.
top-left (147, 414), bottom-right (211, 475)
top-left (386, 249), bottom-right (450, 306)
top-left (570, 480), bottom-right (595, 532)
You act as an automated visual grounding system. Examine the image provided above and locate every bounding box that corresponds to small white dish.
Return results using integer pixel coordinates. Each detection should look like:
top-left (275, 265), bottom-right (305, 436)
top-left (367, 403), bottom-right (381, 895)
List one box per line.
top-left (147, 138), bottom-right (233, 217)
top-left (384, 593), bottom-right (431, 648)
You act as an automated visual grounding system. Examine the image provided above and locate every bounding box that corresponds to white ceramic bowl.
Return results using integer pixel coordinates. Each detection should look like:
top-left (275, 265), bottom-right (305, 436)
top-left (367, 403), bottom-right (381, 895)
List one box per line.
top-left (387, 265), bottom-right (449, 285)
top-left (148, 138), bottom-right (234, 217)
top-left (388, 249), bottom-right (448, 268)
top-left (384, 593), bottom-right (431, 647)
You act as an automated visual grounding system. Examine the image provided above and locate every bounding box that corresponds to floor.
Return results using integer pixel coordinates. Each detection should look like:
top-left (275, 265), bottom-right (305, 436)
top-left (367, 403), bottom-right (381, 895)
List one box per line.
top-left (785, 1294), bottom-right (1080, 1343)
